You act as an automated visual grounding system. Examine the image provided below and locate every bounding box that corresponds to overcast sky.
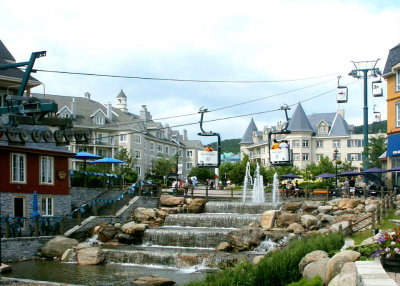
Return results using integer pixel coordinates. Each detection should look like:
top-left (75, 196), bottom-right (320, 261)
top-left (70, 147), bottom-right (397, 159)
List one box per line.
top-left (1, 0), bottom-right (399, 144)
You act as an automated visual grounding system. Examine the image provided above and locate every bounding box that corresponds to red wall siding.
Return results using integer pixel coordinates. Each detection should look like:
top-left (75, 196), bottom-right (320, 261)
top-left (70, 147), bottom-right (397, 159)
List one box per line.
top-left (0, 150), bottom-right (70, 195)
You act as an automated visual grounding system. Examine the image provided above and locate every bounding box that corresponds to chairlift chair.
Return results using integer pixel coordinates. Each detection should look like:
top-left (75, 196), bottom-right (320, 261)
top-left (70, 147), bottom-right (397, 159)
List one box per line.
top-left (336, 76), bottom-right (348, 103)
top-left (268, 105), bottom-right (292, 166)
top-left (372, 77), bottom-right (383, 97)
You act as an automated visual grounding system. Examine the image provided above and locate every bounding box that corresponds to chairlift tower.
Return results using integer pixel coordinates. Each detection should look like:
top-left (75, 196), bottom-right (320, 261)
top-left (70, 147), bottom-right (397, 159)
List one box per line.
top-left (348, 59), bottom-right (382, 170)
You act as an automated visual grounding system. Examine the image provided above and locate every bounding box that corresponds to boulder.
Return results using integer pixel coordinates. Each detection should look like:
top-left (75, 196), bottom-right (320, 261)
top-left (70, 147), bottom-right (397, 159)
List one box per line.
top-left (132, 276), bottom-right (175, 285)
top-left (330, 221), bottom-right (350, 233)
top-left (121, 222), bottom-right (148, 234)
top-left (317, 214), bottom-right (336, 225)
top-left (338, 199), bottom-right (363, 210)
top-left (325, 250), bottom-right (360, 284)
top-left (287, 223), bottom-right (305, 234)
top-left (41, 236), bottom-right (78, 258)
top-left (188, 198), bottom-right (207, 213)
top-left (282, 202), bottom-right (302, 212)
top-left (395, 210), bottom-right (400, 216)
top-left (337, 262), bottom-right (357, 286)
top-left (76, 247), bottom-right (104, 265)
top-left (133, 208), bottom-right (157, 223)
top-left (160, 207), bottom-right (180, 214)
top-left (157, 210), bottom-right (168, 219)
top-left (228, 227), bottom-right (265, 252)
top-left (61, 248), bottom-right (74, 262)
top-left (260, 210), bottom-right (278, 230)
top-left (318, 205), bottom-right (333, 214)
top-left (300, 215), bottom-right (318, 229)
top-left (276, 213), bottom-right (300, 227)
top-left (77, 242), bottom-right (91, 250)
top-left (116, 232), bottom-right (138, 244)
top-left (160, 195), bottom-right (184, 206)
top-left (336, 214), bottom-right (357, 223)
top-left (92, 225), bottom-right (101, 235)
top-left (299, 250), bottom-right (329, 273)
top-left (328, 275), bottom-right (340, 286)
top-left (216, 242), bottom-right (231, 251)
top-left (302, 257), bottom-right (329, 285)
top-left (98, 225), bottom-right (119, 242)
top-left (302, 201), bottom-right (322, 213)
top-left (253, 255), bottom-right (265, 264)
top-left (249, 222), bottom-right (260, 228)
top-left (365, 204), bottom-right (377, 213)
top-left (176, 253), bottom-right (204, 267)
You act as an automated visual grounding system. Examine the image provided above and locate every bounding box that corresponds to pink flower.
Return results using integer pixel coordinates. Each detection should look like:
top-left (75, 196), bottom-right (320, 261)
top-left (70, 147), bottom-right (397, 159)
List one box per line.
top-left (391, 241), bottom-right (396, 246)
top-left (387, 254), bottom-right (392, 258)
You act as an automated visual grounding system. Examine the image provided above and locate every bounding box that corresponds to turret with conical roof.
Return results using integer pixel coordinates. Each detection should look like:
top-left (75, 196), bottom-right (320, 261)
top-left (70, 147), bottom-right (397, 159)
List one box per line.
top-left (240, 118), bottom-right (258, 144)
top-left (287, 103), bottom-right (314, 133)
top-left (116, 89), bottom-right (128, 112)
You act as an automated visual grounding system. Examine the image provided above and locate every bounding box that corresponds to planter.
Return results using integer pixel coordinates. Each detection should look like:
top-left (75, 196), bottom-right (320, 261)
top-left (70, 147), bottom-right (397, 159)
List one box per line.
top-left (381, 256), bottom-right (400, 272)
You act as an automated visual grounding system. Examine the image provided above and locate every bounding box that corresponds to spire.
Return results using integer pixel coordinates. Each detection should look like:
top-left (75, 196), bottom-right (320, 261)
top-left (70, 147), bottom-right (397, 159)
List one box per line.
top-left (329, 112), bottom-right (350, 136)
top-left (240, 118), bottom-right (258, 144)
top-left (116, 89), bottom-right (128, 112)
top-left (287, 103), bottom-right (314, 132)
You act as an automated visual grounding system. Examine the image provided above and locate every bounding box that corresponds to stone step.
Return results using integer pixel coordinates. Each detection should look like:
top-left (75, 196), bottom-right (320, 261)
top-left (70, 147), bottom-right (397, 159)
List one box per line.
top-left (164, 213), bottom-right (261, 228)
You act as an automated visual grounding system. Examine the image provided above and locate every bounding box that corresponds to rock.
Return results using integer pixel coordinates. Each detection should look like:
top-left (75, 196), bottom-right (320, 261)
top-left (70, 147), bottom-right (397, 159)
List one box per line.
top-left (287, 223), bottom-right (305, 234)
top-left (338, 199), bottom-right (363, 209)
top-left (282, 202), bottom-right (302, 212)
top-left (98, 225), bottom-right (119, 242)
top-left (116, 232), bottom-right (137, 244)
top-left (276, 213), bottom-right (300, 227)
top-left (248, 222), bottom-right (260, 228)
top-left (302, 201), bottom-right (322, 212)
top-left (318, 205), bottom-right (333, 214)
top-left (228, 227), bottom-right (265, 252)
top-left (134, 208), bottom-right (157, 223)
top-left (299, 250), bottom-right (329, 273)
top-left (328, 274), bottom-right (340, 286)
top-left (395, 210), bottom-right (400, 216)
top-left (92, 225), bottom-right (101, 235)
top-left (262, 231), bottom-right (287, 242)
top-left (132, 276), bottom-right (175, 285)
top-left (76, 247), bottom-right (104, 265)
top-left (365, 204), bottom-right (377, 213)
top-left (76, 242), bottom-right (91, 250)
top-left (0, 264), bottom-right (12, 273)
top-left (260, 210), bottom-right (278, 230)
top-left (336, 214), bottom-right (357, 223)
top-left (121, 222), bottom-right (148, 234)
top-left (325, 250), bottom-right (361, 284)
top-left (176, 254), bottom-right (204, 267)
top-left (252, 255), bottom-right (265, 264)
top-left (335, 262), bottom-right (357, 286)
top-left (330, 221), bottom-right (350, 233)
top-left (41, 236), bottom-right (78, 258)
top-left (61, 248), bottom-right (74, 262)
top-left (188, 198), bottom-right (207, 213)
top-left (160, 207), bottom-right (180, 214)
top-left (114, 223), bottom-right (121, 228)
top-left (302, 257), bottom-right (329, 284)
top-left (216, 242), bottom-right (231, 251)
top-left (300, 215), bottom-right (318, 229)
top-left (160, 195), bottom-right (184, 206)
top-left (317, 214), bottom-right (336, 225)
top-left (157, 210), bottom-right (168, 219)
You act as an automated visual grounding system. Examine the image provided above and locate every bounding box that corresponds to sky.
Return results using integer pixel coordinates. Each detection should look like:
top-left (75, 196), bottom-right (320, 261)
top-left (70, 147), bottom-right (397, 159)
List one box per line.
top-left (1, 0), bottom-right (400, 144)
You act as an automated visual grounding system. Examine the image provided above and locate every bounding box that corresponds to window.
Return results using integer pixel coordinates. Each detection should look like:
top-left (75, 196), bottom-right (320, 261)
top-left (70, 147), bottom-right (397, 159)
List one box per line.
top-left (347, 139), bottom-right (361, 147)
top-left (187, 150), bottom-right (193, 157)
top-left (134, 150), bottom-right (141, 160)
top-left (316, 154), bottom-right (322, 162)
top-left (333, 140), bottom-right (341, 148)
top-left (347, 153), bottom-right (361, 161)
top-left (40, 156), bottom-right (54, 184)
top-left (186, 162), bottom-right (193, 169)
top-left (292, 140), bottom-right (300, 148)
top-left (172, 147), bottom-right (176, 155)
top-left (293, 153), bottom-right (300, 161)
top-left (334, 153), bottom-right (341, 161)
top-left (302, 153), bottom-right (309, 161)
top-left (134, 165), bottom-right (141, 176)
top-left (397, 69), bottom-right (400, 92)
top-left (95, 115), bottom-right (104, 125)
top-left (150, 142), bottom-right (154, 151)
top-left (144, 141), bottom-right (147, 150)
top-left (302, 140), bottom-right (309, 148)
top-left (261, 147), bottom-right (265, 154)
top-left (318, 125), bottom-right (327, 133)
top-left (11, 153), bottom-right (26, 183)
top-left (134, 134), bottom-right (141, 144)
top-left (120, 133), bottom-right (127, 142)
top-left (316, 141), bottom-right (323, 148)
top-left (165, 146), bottom-right (169, 154)
top-left (97, 148), bottom-right (107, 157)
top-left (178, 149), bottom-right (182, 156)
top-left (41, 197), bottom-right (53, 216)
top-left (396, 101), bottom-right (400, 128)
top-left (157, 145), bottom-right (163, 154)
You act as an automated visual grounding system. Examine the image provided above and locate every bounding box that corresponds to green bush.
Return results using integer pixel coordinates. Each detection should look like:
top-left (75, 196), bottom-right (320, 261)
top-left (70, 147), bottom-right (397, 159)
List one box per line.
top-left (287, 276), bottom-right (323, 286)
top-left (185, 233), bottom-right (344, 286)
top-left (347, 244), bottom-right (379, 260)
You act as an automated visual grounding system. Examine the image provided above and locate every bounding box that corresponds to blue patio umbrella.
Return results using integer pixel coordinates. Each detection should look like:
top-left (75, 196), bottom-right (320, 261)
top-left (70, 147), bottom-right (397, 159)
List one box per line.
top-left (32, 191), bottom-right (40, 218)
top-left (74, 152), bottom-right (101, 187)
top-left (91, 157), bottom-right (126, 164)
top-left (338, 170), bottom-right (361, 177)
top-left (314, 172), bottom-right (336, 179)
top-left (388, 166), bottom-right (400, 172)
top-left (362, 167), bottom-right (387, 174)
top-left (280, 173), bottom-right (302, 179)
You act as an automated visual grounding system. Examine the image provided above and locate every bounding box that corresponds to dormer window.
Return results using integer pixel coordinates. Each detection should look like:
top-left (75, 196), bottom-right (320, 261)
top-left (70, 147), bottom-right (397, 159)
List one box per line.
top-left (90, 109), bottom-right (106, 125)
top-left (95, 115), bottom-right (104, 125)
top-left (318, 121), bottom-right (328, 134)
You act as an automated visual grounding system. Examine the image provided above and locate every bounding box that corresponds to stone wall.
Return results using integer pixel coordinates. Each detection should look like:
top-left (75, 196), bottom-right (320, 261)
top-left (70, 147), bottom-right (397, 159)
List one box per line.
top-left (69, 187), bottom-right (105, 208)
top-left (1, 236), bottom-right (53, 261)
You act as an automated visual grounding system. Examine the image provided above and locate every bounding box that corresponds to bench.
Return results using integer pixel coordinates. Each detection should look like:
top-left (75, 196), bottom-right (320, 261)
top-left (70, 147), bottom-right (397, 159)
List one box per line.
top-left (312, 189), bottom-right (329, 199)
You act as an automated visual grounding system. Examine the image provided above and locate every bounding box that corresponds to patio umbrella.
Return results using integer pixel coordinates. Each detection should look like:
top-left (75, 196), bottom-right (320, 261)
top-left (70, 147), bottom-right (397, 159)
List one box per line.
top-left (314, 172), bottom-right (336, 179)
top-left (362, 167), bottom-right (387, 173)
top-left (91, 157), bottom-right (126, 188)
top-left (74, 152), bottom-right (101, 187)
top-left (388, 166), bottom-right (400, 172)
top-left (338, 170), bottom-right (361, 177)
top-left (32, 191), bottom-right (40, 218)
top-left (280, 173), bottom-right (302, 179)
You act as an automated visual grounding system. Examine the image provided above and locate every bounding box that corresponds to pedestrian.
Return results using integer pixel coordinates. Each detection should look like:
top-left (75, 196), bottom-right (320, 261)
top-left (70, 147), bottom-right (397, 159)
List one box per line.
top-left (342, 178), bottom-right (349, 198)
top-left (349, 176), bottom-right (356, 198)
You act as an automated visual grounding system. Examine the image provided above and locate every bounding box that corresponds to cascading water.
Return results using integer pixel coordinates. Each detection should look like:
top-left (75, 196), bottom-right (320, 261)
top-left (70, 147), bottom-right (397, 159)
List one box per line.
top-left (251, 164), bottom-right (265, 203)
top-left (242, 162), bottom-right (253, 203)
top-left (272, 172), bottom-right (280, 204)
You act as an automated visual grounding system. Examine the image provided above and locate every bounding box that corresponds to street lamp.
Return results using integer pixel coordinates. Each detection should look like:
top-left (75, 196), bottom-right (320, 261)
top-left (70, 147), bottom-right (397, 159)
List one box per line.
top-left (334, 148), bottom-right (339, 190)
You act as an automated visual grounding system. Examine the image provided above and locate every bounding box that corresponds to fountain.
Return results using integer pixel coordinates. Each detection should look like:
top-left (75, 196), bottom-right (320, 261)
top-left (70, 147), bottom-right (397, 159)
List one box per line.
top-left (242, 161), bottom-right (252, 203)
top-left (252, 164), bottom-right (265, 203)
top-left (272, 172), bottom-right (280, 204)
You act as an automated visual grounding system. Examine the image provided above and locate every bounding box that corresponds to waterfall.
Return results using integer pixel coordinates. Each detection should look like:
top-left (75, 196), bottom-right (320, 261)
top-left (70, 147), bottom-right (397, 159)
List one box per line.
top-left (251, 164), bottom-right (265, 203)
top-left (242, 162), bottom-right (253, 203)
top-left (272, 172), bottom-right (280, 204)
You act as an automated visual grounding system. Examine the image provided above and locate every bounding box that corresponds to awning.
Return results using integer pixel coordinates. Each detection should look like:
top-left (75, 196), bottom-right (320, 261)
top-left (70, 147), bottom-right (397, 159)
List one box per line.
top-left (387, 133), bottom-right (400, 157)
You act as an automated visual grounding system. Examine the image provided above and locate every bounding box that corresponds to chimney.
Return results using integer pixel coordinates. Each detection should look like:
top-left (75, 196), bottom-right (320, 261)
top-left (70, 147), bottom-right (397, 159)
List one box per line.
top-left (140, 105), bottom-right (152, 121)
top-left (337, 109), bottom-right (345, 119)
top-left (107, 102), bottom-right (112, 120)
top-left (84, 92), bottom-right (91, 100)
top-left (71, 98), bottom-right (76, 119)
top-left (183, 129), bottom-right (188, 141)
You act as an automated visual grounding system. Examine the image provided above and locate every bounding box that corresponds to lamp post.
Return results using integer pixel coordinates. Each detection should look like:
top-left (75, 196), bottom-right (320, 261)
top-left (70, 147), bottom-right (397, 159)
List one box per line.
top-left (334, 148), bottom-right (339, 190)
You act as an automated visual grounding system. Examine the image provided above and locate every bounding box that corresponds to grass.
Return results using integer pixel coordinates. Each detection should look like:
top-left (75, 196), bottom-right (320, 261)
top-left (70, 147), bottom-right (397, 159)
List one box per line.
top-left (185, 233), bottom-right (344, 286)
top-left (349, 209), bottom-right (398, 245)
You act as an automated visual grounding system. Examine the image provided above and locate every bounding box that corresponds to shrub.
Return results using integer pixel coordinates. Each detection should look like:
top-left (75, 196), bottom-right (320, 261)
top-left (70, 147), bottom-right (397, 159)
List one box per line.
top-left (185, 233), bottom-right (344, 286)
top-left (287, 276), bottom-right (323, 286)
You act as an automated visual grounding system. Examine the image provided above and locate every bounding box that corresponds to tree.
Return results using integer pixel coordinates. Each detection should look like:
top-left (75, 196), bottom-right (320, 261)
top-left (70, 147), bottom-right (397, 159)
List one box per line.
top-left (364, 136), bottom-right (386, 169)
top-left (150, 155), bottom-right (177, 184)
top-left (115, 148), bottom-right (138, 183)
top-left (189, 167), bottom-right (215, 182)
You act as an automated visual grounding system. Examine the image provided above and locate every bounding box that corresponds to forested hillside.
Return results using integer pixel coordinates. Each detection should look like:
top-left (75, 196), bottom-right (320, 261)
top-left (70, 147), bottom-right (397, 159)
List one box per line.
top-left (209, 139), bottom-right (240, 153)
